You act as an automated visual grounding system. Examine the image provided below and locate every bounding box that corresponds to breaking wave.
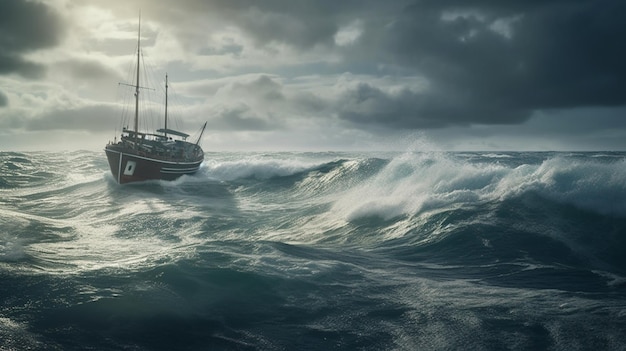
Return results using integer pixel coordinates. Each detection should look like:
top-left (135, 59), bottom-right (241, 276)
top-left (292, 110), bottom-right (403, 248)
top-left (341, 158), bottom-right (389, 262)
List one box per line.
top-left (1, 150), bottom-right (625, 350)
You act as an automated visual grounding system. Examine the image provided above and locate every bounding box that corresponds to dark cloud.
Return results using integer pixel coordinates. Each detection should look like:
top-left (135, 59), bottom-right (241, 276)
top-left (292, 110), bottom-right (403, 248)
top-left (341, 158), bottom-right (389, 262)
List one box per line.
top-left (0, 55), bottom-right (46, 79)
top-left (230, 75), bottom-right (285, 101)
top-left (211, 104), bottom-right (278, 131)
top-left (29, 105), bottom-right (119, 132)
top-left (0, 90), bottom-right (8, 107)
top-left (5, 0), bottom-right (626, 142)
top-left (360, 0), bottom-right (626, 128)
top-left (0, 0), bottom-right (64, 78)
top-left (142, 0), bottom-right (371, 49)
top-left (56, 58), bottom-right (123, 83)
top-left (0, 104), bottom-right (120, 132)
top-left (336, 81), bottom-right (529, 129)
top-left (139, 0), bottom-right (625, 130)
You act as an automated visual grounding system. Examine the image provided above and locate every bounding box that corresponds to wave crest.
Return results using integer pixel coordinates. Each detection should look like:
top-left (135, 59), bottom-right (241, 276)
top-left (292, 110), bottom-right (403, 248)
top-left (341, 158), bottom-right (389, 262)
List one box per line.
top-left (330, 152), bottom-right (626, 221)
top-left (202, 156), bottom-right (326, 181)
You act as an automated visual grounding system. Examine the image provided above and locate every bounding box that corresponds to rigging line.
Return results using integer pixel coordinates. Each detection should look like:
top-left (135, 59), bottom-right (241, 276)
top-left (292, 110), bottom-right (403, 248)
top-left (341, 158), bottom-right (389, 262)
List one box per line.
top-left (168, 82), bottom-right (185, 132)
top-left (139, 49), bottom-right (154, 133)
top-left (145, 53), bottom-right (171, 133)
top-left (141, 49), bottom-right (164, 133)
top-left (118, 83), bottom-right (132, 132)
top-left (116, 40), bottom-right (140, 134)
top-left (142, 53), bottom-right (157, 132)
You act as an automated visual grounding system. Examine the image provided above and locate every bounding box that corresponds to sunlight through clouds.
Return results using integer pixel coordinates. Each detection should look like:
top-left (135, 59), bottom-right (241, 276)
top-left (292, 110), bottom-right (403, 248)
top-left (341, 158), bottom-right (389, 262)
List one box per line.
top-left (1, 0), bottom-right (625, 151)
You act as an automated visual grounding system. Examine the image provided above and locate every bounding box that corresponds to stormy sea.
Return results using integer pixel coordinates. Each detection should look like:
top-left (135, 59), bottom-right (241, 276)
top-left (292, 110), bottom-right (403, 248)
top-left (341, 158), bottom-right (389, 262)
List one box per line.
top-left (1, 150), bottom-right (625, 350)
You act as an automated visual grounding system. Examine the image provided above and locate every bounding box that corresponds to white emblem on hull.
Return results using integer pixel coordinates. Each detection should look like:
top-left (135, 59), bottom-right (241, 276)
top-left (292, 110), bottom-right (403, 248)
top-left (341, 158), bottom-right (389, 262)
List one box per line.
top-left (124, 160), bottom-right (137, 176)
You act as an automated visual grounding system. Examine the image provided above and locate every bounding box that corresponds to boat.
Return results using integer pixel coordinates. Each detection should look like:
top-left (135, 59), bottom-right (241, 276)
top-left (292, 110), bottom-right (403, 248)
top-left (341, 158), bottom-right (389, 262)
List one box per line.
top-left (105, 16), bottom-right (206, 184)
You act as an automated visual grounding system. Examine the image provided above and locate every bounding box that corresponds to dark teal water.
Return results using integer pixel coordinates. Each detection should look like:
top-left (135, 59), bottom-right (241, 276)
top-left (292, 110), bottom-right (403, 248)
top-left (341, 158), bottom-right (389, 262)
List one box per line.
top-left (1, 151), bottom-right (625, 350)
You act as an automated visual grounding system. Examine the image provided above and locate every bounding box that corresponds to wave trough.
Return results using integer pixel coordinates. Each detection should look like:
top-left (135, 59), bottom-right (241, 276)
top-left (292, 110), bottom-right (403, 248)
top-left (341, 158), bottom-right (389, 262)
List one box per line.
top-left (1, 151), bottom-right (625, 350)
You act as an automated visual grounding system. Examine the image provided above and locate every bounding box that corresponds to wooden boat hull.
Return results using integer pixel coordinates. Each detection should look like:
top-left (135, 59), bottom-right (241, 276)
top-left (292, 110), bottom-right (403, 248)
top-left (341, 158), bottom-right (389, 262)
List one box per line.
top-left (105, 148), bottom-right (202, 184)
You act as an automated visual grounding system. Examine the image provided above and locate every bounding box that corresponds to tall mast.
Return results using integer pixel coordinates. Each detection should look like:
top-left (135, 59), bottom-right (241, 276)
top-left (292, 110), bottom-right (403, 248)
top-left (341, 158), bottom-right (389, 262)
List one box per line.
top-left (134, 13), bottom-right (141, 143)
top-left (164, 73), bottom-right (168, 138)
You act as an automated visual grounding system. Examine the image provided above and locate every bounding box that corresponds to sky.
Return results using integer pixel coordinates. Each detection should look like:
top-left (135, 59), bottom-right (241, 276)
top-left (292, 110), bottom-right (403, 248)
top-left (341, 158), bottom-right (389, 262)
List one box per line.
top-left (1, 0), bottom-right (625, 152)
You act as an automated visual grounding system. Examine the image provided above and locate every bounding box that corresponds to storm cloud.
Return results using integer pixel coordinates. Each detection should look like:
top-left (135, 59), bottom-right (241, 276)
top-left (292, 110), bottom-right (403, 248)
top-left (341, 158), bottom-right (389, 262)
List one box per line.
top-left (0, 90), bottom-right (8, 107)
top-left (0, 0), bottom-right (64, 78)
top-left (368, 0), bottom-right (626, 127)
top-left (1, 0), bottom-right (625, 151)
top-left (136, 0), bottom-right (626, 130)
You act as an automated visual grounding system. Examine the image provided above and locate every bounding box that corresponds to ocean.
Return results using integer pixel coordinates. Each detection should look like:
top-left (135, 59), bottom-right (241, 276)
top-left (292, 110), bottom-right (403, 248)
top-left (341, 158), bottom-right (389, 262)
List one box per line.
top-left (1, 150), bottom-right (625, 350)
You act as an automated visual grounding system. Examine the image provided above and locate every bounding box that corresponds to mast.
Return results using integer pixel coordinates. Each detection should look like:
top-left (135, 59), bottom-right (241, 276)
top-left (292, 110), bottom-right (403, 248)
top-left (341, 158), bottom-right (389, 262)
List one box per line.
top-left (134, 13), bottom-right (141, 144)
top-left (164, 73), bottom-right (168, 138)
